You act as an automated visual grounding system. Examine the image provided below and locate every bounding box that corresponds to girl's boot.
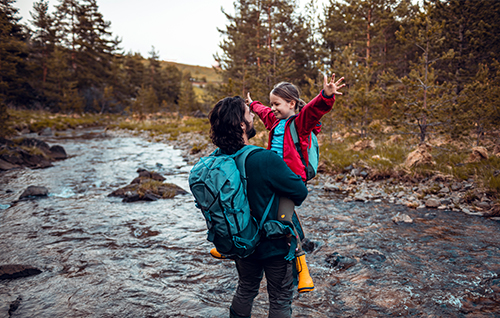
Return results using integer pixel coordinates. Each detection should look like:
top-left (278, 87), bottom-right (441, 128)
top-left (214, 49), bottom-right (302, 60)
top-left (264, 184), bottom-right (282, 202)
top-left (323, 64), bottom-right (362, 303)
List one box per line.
top-left (296, 254), bottom-right (314, 293)
top-left (210, 248), bottom-right (227, 259)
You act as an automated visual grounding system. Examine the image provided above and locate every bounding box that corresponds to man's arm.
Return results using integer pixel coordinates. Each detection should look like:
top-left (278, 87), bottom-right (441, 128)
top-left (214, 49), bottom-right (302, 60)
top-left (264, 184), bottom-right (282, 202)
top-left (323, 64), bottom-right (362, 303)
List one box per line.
top-left (265, 151), bottom-right (308, 206)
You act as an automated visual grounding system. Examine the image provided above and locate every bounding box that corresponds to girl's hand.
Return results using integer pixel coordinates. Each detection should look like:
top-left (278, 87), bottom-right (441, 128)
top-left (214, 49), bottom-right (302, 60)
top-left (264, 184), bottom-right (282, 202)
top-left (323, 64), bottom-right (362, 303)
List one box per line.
top-left (323, 73), bottom-right (345, 96)
top-left (246, 92), bottom-right (253, 105)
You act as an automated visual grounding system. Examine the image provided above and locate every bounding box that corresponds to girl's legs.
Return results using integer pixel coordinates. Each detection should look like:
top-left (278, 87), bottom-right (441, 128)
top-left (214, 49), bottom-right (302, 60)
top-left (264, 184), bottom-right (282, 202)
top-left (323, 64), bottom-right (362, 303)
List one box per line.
top-left (277, 197), bottom-right (304, 255)
top-left (278, 197), bottom-right (314, 293)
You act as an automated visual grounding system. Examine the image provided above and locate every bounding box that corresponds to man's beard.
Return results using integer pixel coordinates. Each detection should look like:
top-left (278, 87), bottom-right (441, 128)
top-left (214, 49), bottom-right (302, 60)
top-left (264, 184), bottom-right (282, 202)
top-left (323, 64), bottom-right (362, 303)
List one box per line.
top-left (246, 124), bottom-right (256, 140)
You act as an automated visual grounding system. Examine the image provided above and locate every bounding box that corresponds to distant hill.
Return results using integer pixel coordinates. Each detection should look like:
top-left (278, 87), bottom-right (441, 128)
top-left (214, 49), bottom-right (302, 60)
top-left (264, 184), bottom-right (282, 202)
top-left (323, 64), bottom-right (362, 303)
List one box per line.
top-left (160, 61), bottom-right (223, 84)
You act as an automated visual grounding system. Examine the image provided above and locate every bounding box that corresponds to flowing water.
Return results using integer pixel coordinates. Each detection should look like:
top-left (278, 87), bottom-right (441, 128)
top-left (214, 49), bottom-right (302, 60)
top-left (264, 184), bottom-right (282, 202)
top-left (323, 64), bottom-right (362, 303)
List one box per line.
top-left (0, 129), bottom-right (499, 318)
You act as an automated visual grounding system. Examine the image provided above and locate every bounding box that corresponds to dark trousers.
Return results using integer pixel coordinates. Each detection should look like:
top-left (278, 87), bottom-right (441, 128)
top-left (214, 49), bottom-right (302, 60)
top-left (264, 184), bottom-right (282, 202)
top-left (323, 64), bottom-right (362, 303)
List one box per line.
top-left (230, 256), bottom-right (294, 318)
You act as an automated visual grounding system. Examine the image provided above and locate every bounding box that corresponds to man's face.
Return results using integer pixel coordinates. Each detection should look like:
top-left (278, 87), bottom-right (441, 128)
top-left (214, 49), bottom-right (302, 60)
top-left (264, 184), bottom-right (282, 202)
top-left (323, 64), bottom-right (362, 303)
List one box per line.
top-left (244, 105), bottom-right (256, 139)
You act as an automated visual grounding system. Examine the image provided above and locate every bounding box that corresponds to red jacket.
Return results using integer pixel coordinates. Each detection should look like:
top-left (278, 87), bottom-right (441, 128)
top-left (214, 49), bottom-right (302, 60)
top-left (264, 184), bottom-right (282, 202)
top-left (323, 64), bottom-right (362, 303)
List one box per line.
top-left (250, 91), bottom-right (336, 181)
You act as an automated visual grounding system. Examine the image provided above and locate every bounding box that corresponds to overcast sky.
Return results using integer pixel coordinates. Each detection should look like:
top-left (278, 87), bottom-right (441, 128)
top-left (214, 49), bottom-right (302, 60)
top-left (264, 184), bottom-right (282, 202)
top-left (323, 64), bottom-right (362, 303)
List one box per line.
top-left (14, 0), bottom-right (329, 68)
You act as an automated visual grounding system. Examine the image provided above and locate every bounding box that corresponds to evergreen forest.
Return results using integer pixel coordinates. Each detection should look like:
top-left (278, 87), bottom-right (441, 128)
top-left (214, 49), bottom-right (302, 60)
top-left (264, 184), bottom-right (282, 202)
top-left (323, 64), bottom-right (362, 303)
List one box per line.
top-left (1, 0), bottom-right (500, 198)
top-left (2, 0), bottom-right (499, 144)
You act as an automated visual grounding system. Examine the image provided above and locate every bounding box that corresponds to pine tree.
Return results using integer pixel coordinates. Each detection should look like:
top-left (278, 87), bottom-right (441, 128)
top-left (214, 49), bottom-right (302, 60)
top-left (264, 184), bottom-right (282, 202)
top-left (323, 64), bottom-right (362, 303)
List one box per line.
top-left (386, 5), bottom-right (455, 144)
top-left (123, 51), bottom-right (145, 98)
top-left (216, 0), bottom-right (317, 103)
top-left (321, 0), bottom-right (419, 76)
top-left (178, 71), bottom-right (199, 114)
top-left (53, 0), bottom-right (118, 112)
top-left (0, 0), bottom-right (32, 107)
top-left (132, 84), bottom-right (158, 115)
top-left (161, 64), bottom-right (182, 107)
top-left (457, 62), bottom-right (500, 146)
top-left (431, 0), bottom-right (500, 93)
top-left (29, 0), bottom-right (57, 104)
top-left (145, 46), bottom-right (163, 107)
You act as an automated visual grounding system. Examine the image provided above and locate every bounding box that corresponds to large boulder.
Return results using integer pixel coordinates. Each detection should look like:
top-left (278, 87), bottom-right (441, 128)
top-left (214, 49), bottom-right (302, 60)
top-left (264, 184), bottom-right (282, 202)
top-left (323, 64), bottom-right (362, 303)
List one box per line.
top-left (405, 144), bottom-right (435, 168)
top-left (49, 145), bottom-right (67, 160)
top-left (0, 264), bottom-right (42, 280)
top-left (467, 146), bottom-right (488, 163)
top-left (0, 138), bottom-right (67, 169)
top-left (19, 186), bottom-right (49, 200)
top-left (109, 169), bottom-right (187, 202)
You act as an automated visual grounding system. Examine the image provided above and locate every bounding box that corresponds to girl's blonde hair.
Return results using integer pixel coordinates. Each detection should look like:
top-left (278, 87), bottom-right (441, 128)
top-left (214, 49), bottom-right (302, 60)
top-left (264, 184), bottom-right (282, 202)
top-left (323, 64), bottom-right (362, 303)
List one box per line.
top-left (271, 82), bottom-right (306, 112)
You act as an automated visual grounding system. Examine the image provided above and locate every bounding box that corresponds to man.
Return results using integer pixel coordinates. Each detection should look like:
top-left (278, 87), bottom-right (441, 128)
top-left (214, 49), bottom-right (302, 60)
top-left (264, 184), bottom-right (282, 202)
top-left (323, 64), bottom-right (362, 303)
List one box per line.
top-left (208, 96), bottom-right (308, 318)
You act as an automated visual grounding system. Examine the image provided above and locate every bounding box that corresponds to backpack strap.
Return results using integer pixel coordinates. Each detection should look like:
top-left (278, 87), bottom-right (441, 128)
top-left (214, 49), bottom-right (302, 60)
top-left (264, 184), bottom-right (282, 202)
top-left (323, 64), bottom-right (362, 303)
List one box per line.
top-left (234, 145), bottom-right (276, 229)
top-left (259, 193), bottom-right (276, 229)
top-left (233, 145), bottom-right (260, 180)
top-left (289, 119), bottom-right (308, 170)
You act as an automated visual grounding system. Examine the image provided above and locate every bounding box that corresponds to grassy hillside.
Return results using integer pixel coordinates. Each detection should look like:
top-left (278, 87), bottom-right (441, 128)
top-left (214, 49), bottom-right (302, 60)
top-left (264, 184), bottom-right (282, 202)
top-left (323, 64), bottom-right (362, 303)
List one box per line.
top-left (160, 61), bottom-right (222, 83)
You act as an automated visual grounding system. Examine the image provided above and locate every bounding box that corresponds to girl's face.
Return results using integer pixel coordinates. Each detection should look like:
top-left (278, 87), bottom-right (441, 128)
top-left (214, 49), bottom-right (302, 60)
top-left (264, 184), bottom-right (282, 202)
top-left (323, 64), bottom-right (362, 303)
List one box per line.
top-left (270, 93), bottom-right (295, 120)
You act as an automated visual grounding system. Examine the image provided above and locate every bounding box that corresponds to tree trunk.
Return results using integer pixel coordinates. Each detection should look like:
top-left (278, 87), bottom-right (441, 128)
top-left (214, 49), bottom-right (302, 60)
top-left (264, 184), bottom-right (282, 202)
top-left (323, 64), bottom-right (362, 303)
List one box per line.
top-left (366, 7), bottom-right (372, 64)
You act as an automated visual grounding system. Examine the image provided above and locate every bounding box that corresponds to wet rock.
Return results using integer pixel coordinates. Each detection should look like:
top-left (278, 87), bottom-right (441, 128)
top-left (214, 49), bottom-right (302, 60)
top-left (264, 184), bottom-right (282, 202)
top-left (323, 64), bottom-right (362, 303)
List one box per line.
top-left (461, 274), bottom-right (500, 314)
top-left (0, 138), bottom-right (66, 169)
top-left (131, 226), bottom-right (160, 238)
top-left (110, 169), bottom-right (187, 202)
top-left (424, 212), bottom-right (437, 219)
top-left (325, 252), bottom-right (357, 270)
top-left (0, 158), bottom-right (19, 170)
top-left (425, 198), bottom-right (441, 208)
top-left (39, 127), bottom-right (54, 136)
top-left (19, 186), bottom-right (49, 200)
top-left (9, 295), bottom-right (22, 316)
top-left (392, 213), bottom-right (413, 224)
top-left (122, 191), bottom-right (141, 202)
top-left (18, 138), bottom-right (50, 152)
top-left (0, 264), bottom-right (42, 280)
top-left (301, 238), bottom-right (316, 253)
top-left (49, 145), bottom-right (67, 160)
top-left (361, 250), bottom-right (386, 263)
top-left (133, 168), bottom-right (166, 183)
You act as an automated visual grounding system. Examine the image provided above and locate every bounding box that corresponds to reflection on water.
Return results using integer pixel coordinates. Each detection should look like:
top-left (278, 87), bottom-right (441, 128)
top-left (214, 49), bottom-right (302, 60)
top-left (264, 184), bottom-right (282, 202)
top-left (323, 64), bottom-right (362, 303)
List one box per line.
top-left (0, 129), bottom-right (499, 317)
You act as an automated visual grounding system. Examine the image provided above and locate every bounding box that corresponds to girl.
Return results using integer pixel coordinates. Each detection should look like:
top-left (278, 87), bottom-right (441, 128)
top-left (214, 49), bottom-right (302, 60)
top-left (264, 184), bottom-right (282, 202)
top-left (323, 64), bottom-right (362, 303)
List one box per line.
top-left (246, 74), bottom-right (345, 293)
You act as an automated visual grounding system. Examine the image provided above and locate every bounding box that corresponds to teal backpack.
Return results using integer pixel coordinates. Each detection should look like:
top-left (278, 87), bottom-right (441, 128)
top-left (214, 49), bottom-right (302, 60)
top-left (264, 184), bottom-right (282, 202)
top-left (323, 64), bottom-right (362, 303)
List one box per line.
top-left (289, 119), bottom-right (319, 181)
top-left (188, 145), bottom-right (275, 259)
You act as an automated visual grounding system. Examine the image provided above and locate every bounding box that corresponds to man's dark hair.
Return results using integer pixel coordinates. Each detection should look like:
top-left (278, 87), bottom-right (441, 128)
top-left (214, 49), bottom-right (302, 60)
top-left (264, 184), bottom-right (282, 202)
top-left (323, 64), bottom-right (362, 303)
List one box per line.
top-left (209, 96), bottom-right (247, 154)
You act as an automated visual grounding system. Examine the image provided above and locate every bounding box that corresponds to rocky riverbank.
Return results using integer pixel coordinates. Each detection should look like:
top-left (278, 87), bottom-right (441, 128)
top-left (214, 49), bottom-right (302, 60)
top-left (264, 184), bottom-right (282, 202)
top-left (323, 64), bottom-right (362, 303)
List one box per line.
top-left (0, 137), bottom-right (67, 170)
top-left (153, 130), bottom-right (499, 219)
top-left (69, 129), bottom-right (500, 219)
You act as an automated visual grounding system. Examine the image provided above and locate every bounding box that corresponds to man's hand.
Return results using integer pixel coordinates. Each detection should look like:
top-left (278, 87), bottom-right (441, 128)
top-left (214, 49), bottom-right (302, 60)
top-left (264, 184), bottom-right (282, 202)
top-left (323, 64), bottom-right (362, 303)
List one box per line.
top-left (323, 73), bottom-right (345, 96)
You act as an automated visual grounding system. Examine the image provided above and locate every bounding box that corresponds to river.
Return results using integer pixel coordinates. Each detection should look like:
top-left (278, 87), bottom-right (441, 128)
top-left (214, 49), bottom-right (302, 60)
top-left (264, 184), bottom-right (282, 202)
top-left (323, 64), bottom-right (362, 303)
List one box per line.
top-left (0, 129), bottom-right (499, 317)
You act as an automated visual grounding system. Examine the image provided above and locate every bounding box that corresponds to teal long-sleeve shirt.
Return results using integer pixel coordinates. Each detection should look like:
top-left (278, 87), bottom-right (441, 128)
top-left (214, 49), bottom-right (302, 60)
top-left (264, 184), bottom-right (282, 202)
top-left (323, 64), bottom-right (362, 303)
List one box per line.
top-left (244, 148), bottom-right (308, 260)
